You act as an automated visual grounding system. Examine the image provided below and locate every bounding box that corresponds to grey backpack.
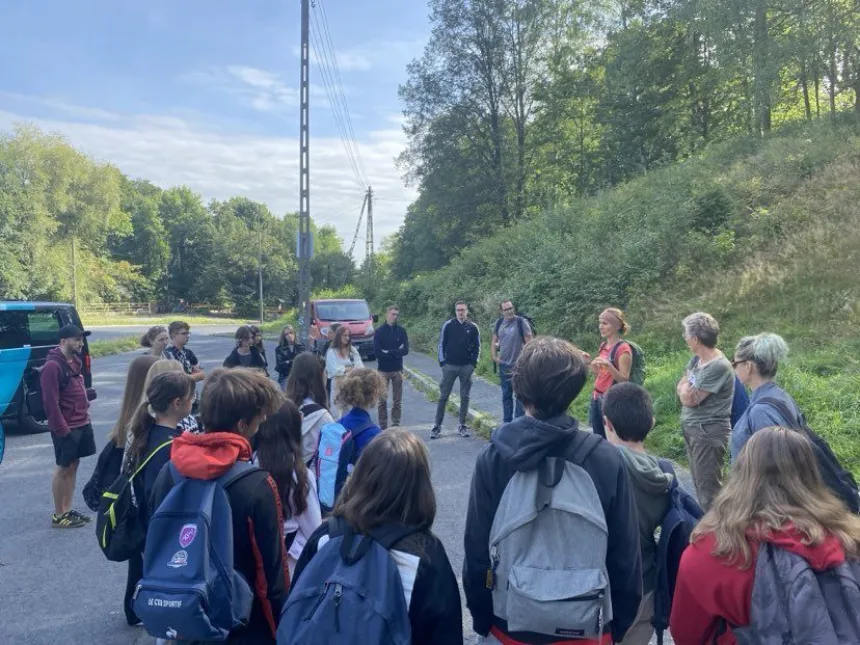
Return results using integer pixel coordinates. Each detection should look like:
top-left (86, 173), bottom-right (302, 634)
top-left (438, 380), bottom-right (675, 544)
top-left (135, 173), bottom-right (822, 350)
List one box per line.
top-left (489, 433), bottom-right (611, 639)
top-left (732, 543), bottom-right (860, 645)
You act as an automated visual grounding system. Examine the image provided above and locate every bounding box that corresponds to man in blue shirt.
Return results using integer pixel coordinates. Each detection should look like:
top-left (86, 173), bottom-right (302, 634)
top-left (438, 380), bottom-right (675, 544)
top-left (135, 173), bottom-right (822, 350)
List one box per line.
top-left (491, 299), bottom-right (533, 423)
top-left (373, 305), bottom-right (410, 429)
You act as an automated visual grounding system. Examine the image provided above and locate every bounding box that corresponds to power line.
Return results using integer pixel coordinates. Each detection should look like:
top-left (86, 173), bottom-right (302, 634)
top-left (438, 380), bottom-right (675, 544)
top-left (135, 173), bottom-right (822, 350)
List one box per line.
top-left (309, 23), bottom-right (365, 190)
top-left (309, 0), bottom-right (370, 190)
top-left (314, 0), bottom-right (369, 184)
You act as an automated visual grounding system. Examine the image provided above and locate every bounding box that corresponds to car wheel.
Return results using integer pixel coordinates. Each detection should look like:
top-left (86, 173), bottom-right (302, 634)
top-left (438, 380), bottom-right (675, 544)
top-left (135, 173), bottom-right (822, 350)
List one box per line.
top-left (16, 396), bottom-right (50, 435)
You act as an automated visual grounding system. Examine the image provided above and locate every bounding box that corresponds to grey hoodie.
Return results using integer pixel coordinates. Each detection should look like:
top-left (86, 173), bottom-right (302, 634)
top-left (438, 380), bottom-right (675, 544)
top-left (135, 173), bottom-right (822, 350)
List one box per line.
top-left (616, 445), bottom-right (672, 593)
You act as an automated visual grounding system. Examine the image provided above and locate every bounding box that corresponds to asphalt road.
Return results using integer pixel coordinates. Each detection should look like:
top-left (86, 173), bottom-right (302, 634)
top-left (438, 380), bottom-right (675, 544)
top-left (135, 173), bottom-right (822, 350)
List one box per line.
top-left (0, 333), bottom-right (483, 645)
top-left (3, 325), bottom-right (675, 645)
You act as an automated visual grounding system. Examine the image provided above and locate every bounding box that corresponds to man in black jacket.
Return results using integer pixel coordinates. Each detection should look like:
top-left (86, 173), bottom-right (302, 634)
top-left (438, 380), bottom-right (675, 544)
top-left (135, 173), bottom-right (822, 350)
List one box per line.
top-left (433, 301), bottom-right (480, 439)
top-left (463, 337), bottom-right (643, 645)
top-left (373, 305), bottom-right (410, 429)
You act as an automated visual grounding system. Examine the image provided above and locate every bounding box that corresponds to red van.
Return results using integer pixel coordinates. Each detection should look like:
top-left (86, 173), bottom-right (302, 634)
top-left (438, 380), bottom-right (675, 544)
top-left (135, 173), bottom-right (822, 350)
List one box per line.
top-left (309, 299), bottom-right (378, 361)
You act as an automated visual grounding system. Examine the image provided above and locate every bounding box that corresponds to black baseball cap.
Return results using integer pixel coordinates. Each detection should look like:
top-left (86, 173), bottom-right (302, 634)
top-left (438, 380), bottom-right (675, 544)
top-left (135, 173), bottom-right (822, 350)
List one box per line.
top-left (59, 324), bottom-right (91, 340)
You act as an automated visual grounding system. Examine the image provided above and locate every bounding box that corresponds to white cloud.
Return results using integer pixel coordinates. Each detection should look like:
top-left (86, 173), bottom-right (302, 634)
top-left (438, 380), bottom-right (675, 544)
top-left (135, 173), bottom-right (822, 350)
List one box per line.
top-left (0, 92), bottom-right (121, 121)
top-left (186, 66), bottom-right (330, 114)
top-left (0, 104), bottom-right (414, 261)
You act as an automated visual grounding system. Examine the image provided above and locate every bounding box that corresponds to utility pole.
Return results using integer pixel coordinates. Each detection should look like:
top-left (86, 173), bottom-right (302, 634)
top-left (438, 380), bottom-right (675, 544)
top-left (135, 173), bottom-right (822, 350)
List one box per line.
top-left (71, 235), bottom-right (79, 310)
top-left (365, 185), bottom-right (374, 278)
top-left (297, 0), bottom-right (312, 344)
top-left (258, 223), bottom-right (264, 324)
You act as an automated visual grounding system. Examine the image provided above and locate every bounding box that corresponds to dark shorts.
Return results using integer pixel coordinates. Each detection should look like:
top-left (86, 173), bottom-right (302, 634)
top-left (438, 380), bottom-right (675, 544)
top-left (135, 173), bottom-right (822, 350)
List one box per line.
top-left (52, 424), bottom-right (97, 468)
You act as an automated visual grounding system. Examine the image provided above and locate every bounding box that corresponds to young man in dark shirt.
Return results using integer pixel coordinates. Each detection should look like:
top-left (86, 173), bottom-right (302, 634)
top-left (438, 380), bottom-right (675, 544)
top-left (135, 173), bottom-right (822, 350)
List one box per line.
top-left (41, 325), bottom-right (96, 529)
top-left (432, 301), bottom-right (480, 439)
top-left (164, 320), bottom-right (205, 413)
top-left (373, 305), bottom-right (410, 429)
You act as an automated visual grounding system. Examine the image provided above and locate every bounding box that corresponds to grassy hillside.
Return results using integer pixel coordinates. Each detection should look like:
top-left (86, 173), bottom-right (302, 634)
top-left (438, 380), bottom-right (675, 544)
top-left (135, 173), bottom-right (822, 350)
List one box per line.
top-left (377, 117), bottom-right (860, 475)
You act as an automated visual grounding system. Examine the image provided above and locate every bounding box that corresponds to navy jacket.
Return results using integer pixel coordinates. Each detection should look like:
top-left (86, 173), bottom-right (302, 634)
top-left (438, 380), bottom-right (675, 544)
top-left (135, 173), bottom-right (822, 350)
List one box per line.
top-left (223, 346), bottom-right (268, 371)
top-left (373, 323), bottom-right (409, 372)
top-left (437, 318), bottom-right (480, 367)
top-left (462, 413), bottom-right (643, 643)
top-left (140, 424), bottom-right (178, 522)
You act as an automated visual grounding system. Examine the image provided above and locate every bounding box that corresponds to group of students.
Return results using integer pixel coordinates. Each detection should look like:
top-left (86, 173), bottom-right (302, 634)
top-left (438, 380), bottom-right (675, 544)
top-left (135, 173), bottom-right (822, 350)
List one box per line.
top-left (119, 309), bottom-right (860, 645)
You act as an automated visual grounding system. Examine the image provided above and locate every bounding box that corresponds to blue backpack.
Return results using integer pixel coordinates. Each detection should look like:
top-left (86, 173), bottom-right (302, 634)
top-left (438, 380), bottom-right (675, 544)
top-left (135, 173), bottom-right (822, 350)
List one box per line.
top-left (277, 517), bottom-right (417, 645)
top-left (652, 460), bottom-right (704, 645)
top-left (133, 461), bottom-right (260, 642)
top-left (730, 375), bottom-right (749, 428)
top-left (315, 420), bottom-right (376, 514)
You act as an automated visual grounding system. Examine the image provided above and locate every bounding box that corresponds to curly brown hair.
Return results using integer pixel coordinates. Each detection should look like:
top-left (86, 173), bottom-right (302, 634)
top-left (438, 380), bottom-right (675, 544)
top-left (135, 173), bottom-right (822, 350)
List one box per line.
top-left (334, 368), bottom-right (386, 410)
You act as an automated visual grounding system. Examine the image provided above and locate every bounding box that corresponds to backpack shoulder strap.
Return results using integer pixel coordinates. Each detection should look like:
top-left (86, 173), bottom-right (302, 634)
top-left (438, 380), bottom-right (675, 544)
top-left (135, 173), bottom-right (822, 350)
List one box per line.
top-left (568, 432), bottom-right (603, 467)
top-left (757, 397), bottom-right (801, 429)
top-left (349, 419), bottom-right (377, 438)
top-left (516, 316), bottom-right (528, 341)
top-left (609, 340), bottom-right (631, 367)
top-left (369, 523), bottom-right (424, 551)
top-left (218, 460), bottom-right (263, 489)
top-left (657, 458), bottom-right (676, 477)
top-left (300, 402), bottom-right (325, 416)
top-left (130, 440), bottom-right (173, 480)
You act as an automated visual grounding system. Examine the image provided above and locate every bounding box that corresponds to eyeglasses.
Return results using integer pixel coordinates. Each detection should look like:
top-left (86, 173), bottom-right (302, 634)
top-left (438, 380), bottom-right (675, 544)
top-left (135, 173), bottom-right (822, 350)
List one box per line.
top-left (502, 307), bottom-right (514, 313)
top-left (731, 359), bottom-right (747, 368)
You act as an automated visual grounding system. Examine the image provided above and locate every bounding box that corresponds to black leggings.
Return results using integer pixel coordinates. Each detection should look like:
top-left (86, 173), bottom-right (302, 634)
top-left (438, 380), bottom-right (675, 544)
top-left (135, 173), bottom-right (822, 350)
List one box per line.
top-left (124, 551), bottom-right (143, 625)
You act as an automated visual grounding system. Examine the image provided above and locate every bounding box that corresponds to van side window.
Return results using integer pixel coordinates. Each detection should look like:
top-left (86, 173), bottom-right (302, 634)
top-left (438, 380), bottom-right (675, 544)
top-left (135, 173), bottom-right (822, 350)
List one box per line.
top-left (0, 312), bottom-right (30, 350)
top-left (28, 312), bottom-right (61, 347)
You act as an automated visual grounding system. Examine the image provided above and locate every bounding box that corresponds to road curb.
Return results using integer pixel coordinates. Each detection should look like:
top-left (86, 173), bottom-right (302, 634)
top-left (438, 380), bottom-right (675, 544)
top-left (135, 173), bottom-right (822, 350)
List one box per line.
top-left (402, 365), bottom-right (499, 439)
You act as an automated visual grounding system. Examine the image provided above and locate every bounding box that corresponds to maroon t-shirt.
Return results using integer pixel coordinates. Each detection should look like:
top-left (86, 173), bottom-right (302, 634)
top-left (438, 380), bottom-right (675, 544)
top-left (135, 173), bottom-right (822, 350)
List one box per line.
top-left (40, 348), bottom-right (89, 436)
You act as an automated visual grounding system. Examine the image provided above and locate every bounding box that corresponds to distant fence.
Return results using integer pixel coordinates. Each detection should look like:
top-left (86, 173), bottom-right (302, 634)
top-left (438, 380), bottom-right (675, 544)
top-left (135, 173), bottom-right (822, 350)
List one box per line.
top-left (77, 302), bottom-right (239, 317)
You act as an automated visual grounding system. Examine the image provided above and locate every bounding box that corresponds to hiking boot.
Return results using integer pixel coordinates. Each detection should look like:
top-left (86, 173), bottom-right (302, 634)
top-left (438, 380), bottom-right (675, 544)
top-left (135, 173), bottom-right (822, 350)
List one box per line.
top-left (430, 426), bottom-right (442, 439)
top-left (52, 512), bottom-right (86, 529)
top-left (68, 509), bottom-right (92, 523)
top-left (458, 425), bottom-right (471, 438)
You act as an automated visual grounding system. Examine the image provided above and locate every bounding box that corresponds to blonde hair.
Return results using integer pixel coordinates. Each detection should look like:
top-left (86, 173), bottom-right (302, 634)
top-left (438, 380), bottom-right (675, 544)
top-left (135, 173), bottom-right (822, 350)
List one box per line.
top-left (334, 368), bottom-right (386, 410)
top-left (144, 359), bottom-right (185, 392)
top-left (692, 427), bottom-right (860, 569)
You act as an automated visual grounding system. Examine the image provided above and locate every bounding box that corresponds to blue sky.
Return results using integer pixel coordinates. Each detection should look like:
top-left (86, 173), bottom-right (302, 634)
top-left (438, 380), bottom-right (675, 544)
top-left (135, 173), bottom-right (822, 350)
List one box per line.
top-left (0, 0), bottom-right (428, 257)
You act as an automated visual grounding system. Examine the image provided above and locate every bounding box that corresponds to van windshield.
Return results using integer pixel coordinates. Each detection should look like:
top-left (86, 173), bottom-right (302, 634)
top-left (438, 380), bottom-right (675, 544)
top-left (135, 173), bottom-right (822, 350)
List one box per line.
top-left (315, 301), bottom-right (370, 322)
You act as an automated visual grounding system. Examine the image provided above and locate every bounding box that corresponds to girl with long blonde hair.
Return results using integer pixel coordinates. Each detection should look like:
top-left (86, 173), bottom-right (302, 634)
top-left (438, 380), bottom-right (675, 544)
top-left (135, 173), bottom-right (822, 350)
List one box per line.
top-left (670, 426), bottom-right (860, 644)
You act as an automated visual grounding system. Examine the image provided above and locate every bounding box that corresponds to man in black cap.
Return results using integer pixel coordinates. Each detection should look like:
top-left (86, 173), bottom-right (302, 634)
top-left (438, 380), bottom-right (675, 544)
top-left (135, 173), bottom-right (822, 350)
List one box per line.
top-left (40, 324), bottom-right (96, 528)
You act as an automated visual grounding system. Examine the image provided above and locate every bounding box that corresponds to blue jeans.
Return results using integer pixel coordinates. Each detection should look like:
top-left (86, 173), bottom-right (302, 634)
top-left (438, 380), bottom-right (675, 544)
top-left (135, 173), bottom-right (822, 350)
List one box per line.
top-left (500, 364), bottom-right (524, 423)
top-left (590, 396), bottom-right (606, 439)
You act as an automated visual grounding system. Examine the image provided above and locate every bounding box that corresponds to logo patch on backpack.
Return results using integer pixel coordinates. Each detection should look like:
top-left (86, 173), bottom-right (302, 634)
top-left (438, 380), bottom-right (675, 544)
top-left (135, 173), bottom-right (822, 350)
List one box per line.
top-left (167, 550), bottom-right (188, 568)
top-left (179, 524), bottom-right (197, 548)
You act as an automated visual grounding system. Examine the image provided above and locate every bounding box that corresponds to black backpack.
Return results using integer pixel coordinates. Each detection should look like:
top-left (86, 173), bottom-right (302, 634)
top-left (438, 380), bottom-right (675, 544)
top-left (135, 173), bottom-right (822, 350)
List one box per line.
top-left (759, 397), bottom-right (859, 513)
top-left (96, 440), bottom-right (173, 562)
top-left (23, 362), bottom-right (71, 422)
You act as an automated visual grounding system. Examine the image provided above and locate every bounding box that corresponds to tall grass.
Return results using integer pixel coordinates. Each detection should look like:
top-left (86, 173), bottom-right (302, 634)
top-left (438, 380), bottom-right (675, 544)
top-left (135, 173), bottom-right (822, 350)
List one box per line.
top-left (377, 117), bottom-right (860, 475)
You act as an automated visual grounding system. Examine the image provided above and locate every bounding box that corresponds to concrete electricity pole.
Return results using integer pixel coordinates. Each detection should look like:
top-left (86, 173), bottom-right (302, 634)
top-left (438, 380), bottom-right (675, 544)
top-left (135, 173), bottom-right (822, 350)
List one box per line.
top-left (297, 0), bottom-right (313, 343)
top-left (365, 185), bottom-right (374, 278)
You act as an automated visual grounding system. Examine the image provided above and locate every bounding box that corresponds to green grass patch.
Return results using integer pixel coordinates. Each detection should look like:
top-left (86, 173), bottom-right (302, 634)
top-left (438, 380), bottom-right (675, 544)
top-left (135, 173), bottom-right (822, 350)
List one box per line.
top-left (82, 314), bottom-right (251, 327)
top-left (89, 336), bottom-right (142, 358)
